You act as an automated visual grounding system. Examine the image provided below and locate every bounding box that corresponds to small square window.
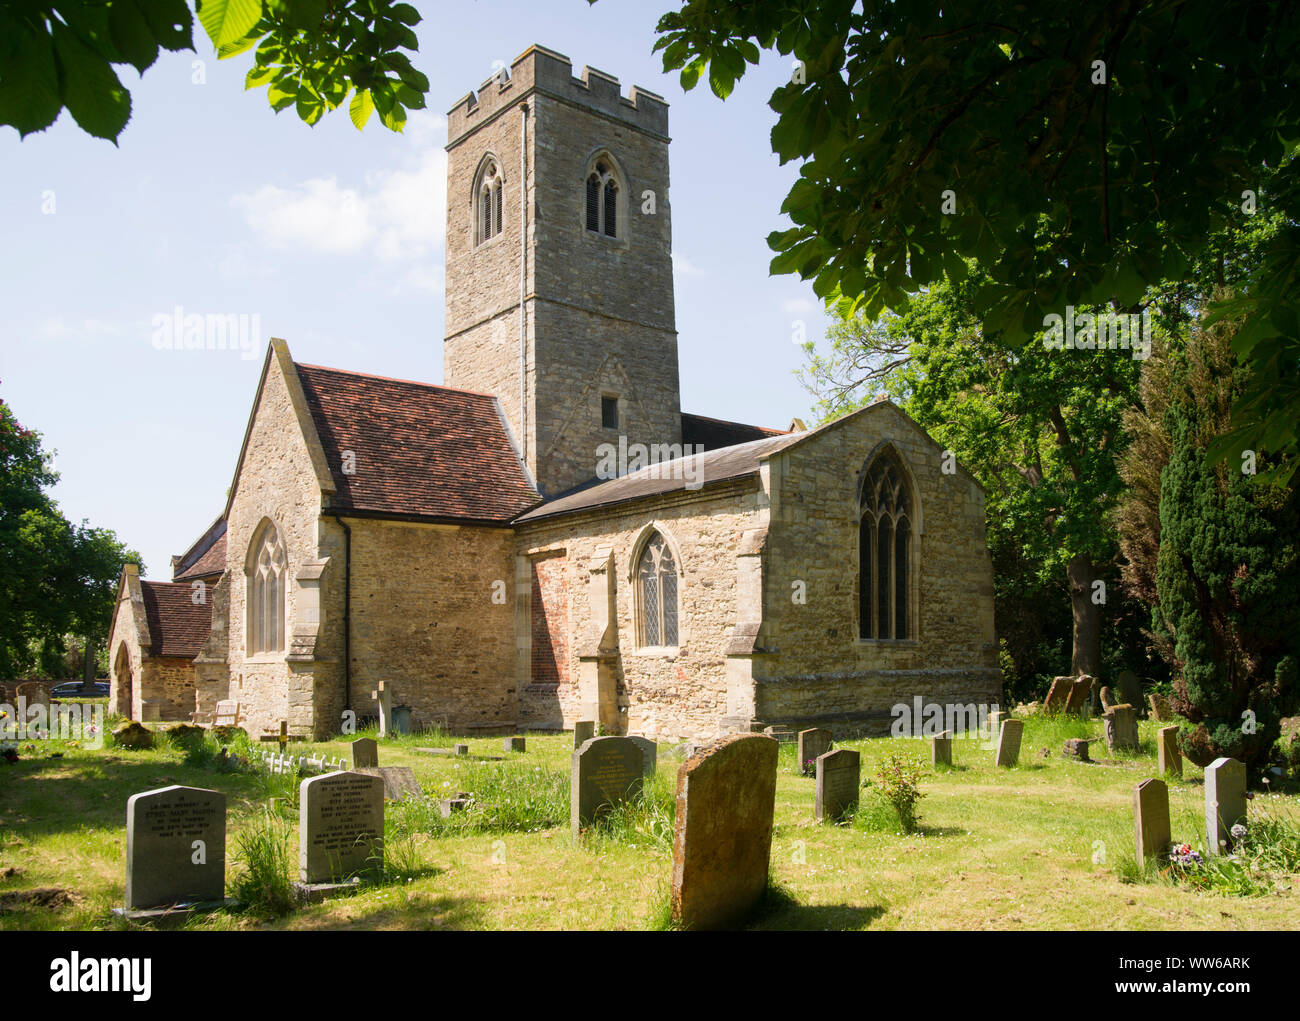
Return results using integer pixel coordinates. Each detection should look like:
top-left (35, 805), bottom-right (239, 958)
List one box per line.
top-left (601, 396), bottom-right (619, 429)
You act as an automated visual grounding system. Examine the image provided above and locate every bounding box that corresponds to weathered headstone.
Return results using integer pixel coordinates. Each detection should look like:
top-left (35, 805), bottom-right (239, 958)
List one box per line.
top-left (628, 735), bottom-right (658, 780)
top-left (573, 720), bottom-right (595, 749)
top-left (299, 771), bottom-right (384, 884)
top-left (797, 727), bottom-right (833, 774)
top-left (1103, 704), bottom-right (1139, 752)
top-left (1148, 693), bottom-right (1171, 722)
top-left (453, 743), bottom-right (469, 756)
top-left (1133, 778), bottom-right (1171, 865)
top-left (995, 719), bottom-right (1023, 767)
top-left (1062, 738), bottom-right (1091, 762)
top-left (814, 748), bottom-right (860, 823)
top-left (1204, 757), bottom-right (1247, 855)
top-left (1099, 686), bottom-right (1116, 711)
top-left (504, 736), bottom-right (526, 753)
top-left (1043, 676), bottom-right (1073, 712)
top-left (1064, 676), bottom-right (1092, 714)
top-left (125, 785), bottom-right (225, 910)
top-left (440, 794), bottom-right (472, 818)
top-left (351, 737), bottom-right (378, 769)
top-left (571, 736), bottom-right (643, 837)
top-left (356, 765), bottom-right (423, 801)
top-left (1117, 670), bottom-right (1142, 710)
top-left (370, 681), bottom-right (393, 738)
top-left (671, 734), bottom-right (778, 930)
top-left (932, 730), bottom-right (953, 766)
top-left (1157, 725), bottom-right (1182, 778)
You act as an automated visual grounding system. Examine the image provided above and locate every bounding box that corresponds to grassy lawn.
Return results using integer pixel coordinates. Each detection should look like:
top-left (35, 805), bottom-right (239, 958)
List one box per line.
top-left (1, 712), bottom-right (1296, 930)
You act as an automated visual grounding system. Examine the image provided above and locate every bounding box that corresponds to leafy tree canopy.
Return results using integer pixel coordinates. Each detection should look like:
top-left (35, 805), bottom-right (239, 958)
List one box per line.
top-left (655, 0), bottom-right (1300, 475)
top-left (0, 0), bottom-right (429, 143)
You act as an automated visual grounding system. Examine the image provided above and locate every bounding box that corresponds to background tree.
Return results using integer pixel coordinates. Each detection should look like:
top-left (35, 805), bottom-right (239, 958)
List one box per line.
top-left (0, 389), bottom-right (140, 678)
top-left (655, 0), bottom-right (1300, 476)
top-left (0, 0), bottom-right (429, 142)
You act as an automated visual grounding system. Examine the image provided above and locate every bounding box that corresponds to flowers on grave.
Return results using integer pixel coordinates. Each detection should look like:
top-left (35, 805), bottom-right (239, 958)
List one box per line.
top-left (1231, 823), bottom-right (1248, 844)
top-left (1168, 843), bottom-right (1204, 867)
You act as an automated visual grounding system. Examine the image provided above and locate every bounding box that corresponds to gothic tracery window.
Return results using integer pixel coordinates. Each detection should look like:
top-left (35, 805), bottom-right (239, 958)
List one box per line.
top-left (249, 523), bottom-right (286, 655)
top-left (637, 532), bottom-right (678, 647)
top-left (585, 158), bottom-right (619, 238)
top-left (475, 158), bottom-right (503, 245)
top-left (859, 450), bottom-right (913, 640)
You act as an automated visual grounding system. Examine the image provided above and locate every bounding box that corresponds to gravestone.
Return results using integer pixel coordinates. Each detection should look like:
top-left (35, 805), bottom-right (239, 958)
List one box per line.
top-left (1099, 686), bottom-right (1116, 711)
top-left (125, 785), bottom-right (225, 910)
top-left (504, 736), bottom-right (526, 753)
top-left (932, 730), bottom-right (952, 766)
top-left (573, 720), bottom-right (595, 749)
top-left (1204, 757), bottom-right (1247, 855)
top-left (628, 735), bottom-right (658, 780)
top-left (995, 719), bottom-right (1023, 767)
top-left (440, 794), bottom-right (472, 818)
top-left (1043, 676), bottom-right (1073, 712)
top-left (814, 748), bottom-right (860, 823)
top-left (1118, 670), bottom-right (1142, 710)
top-left (1149, 694), bottom-right (1171, 722)
top-left (299, 771), bottom-right (385, 884)
top-left (15, 681), bottom-right (51, 710)
top-left (1157, 725), bottom-right (1182, 778)
top-left (671, 734), bottom-right (778, 930)
top-left (1064, 676), bottom-right (1091, 715)
top-left (370, 681), bottom-right (393, 738)
top-left (571, 736), bottom-right (643, 837)
top-left (797, 728), bottom-right (833, 774)
top-left (1133, 778), bottom-right (1171, 865)
top-left (356, 765), bottom-right (423, 801)
top-left (351, 737), bottom-right (378, 769)
top-left (1062, 738), bottom-right (1091, 762)
top-left (453, 743), bottom-right (469, 756)
top-left (1103, 704), bottom-right (1139, 752)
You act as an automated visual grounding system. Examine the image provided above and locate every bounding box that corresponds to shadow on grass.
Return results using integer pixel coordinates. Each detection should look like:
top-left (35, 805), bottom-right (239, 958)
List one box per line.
top-left (747, 902), bottom-right (887, 931)
top-left (287, 893), bottom-right (487, 931)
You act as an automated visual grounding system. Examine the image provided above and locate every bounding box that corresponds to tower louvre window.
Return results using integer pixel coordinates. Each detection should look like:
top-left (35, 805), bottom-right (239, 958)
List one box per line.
top-left (584, 157), bottom-right (621, 238)
top-left (601, 395), bottom-right (619, 429)
top-left (475, 158), bottom-right (504, 245)
top-left (586, 174), bottom-right (601, 231)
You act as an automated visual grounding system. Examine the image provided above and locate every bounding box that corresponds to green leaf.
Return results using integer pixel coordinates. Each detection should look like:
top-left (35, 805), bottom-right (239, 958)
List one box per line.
top-left (266, 77), bottom-right (297, 112)
top-left (679, 60), bottom-right (703, 91)
top-left (196, 0), bottom-right (263, 49)
top-left (0, 28), bottom-right (61, 136)
top-left (139, 0), bottom-right (193, 50)
top-left (245, 64), bottom-right (275, 89)
top-left (51, 22), bottom-right (131, 142)
top-left (349, 89), bottom-right (373, 129)
top-left (108, 0), bottom-right (160, 73)
top-left (391, 4), bottom-right (421, 26)
top-left (295, 89), bottom-right (324, 126)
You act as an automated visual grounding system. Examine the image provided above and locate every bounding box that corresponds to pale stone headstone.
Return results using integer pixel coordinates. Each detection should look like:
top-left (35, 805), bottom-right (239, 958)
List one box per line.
top-left (440, 795), bottom-right (471, 818)
top-left (504, 736), bottom-right (526, 753)
top-left (573, 720), bottom-right (595, 749)
top-left (571, 736), bottom-right (643, 837)
top-left (671, 734), bottom-right (778, 930)
top-left (299, 771), bottom-right (384, 883)
top-left (1064, 676), bottom-right (1091, 714)
top-left (1062, 738), bottom-right (1090, 762)
top-left (351, 737), bottom-right (378, 769)
top-left (356, 765), bottom-right (423, 801)
top-left (995, 719), bottom-right (1023, 767)
top-left (1043, 676), bottom-right (1073, 712)
top-left (814, 748), bottom-right (860, 823)
top-left (1157, 725), bottom-right (1182, 778)
top-left (1103, 704), bottom-right (1139, 752)
top-left (125, 785), bottom-right (225, 909)
top-left (1133, 778), bottom-right (1171, 864)
top-left (797, 727), bottom-right (833, 774)
top-left (932, 730), bottom-right (953, 766)
top-left (370, 681), bottom-right (393, 738)
top-left (1118, 670), bottom-right (1141, 710)
top-left (1204, 757), bottom-right (1247, 855)
top-left (628, 735), bottom-right (657, 780)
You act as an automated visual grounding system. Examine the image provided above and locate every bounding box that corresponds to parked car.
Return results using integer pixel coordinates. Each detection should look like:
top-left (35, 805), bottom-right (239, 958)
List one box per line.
top-left (49, 681), bottom-right (110, 699)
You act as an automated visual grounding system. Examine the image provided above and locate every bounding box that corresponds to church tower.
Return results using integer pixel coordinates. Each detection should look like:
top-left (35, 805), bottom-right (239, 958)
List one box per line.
top-left (444, 45), bottom-right (682, 496)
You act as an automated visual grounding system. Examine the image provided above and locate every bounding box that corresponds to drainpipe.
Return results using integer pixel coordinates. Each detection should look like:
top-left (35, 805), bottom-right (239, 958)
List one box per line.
top-left (519, 101), bottom-right (528, 461)
top-left (332, 515), bottom-right (352, 718)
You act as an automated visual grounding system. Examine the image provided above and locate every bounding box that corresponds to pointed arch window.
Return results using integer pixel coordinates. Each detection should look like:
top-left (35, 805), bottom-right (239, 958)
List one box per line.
top-left (859, 450), bottom-right (914, 640)
top-left (248, 523), bottom-right (286, 655)
top-left (636, 532), bottom-right (678, 647)
top-left (475, 158), bottom-right (504, 245)
top-left (585, 158), bottom-right (619, 238)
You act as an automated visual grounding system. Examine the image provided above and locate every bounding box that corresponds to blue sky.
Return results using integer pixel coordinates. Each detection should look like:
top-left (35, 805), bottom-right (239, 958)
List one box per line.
top-left (0, 0), bottom-right (833, 579)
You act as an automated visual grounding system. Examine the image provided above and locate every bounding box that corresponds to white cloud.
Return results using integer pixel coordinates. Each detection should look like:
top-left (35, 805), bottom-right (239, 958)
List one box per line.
top-left (232, 177), bottom-right (374, 254)
top-left (672, 252), bottom-right (705, 277)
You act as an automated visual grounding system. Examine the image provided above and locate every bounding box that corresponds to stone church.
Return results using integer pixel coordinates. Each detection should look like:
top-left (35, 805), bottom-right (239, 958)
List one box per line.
top-left (107, 45), bottom-right (999, 742)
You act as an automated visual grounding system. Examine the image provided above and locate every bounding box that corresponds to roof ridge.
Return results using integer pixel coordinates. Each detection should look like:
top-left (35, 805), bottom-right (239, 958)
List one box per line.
top-left (682, 410), bottom-right (788, 434)
top-left (295, 362), bottom-right (497, 400)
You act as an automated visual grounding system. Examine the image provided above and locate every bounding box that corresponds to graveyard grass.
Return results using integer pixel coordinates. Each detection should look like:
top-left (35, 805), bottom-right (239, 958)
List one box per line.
top-left (1, 714), bottom-right (1298, 930)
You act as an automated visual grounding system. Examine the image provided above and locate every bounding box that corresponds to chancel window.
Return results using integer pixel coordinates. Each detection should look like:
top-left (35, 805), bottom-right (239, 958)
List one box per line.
top-left (637, 533), bottom-right (678, 647)
top-left (476, 159), bottom-right (503, 245)
top-left (248, 523), bottom-right (286, 655)
top-left (585, 159), bottom-right (619, 238)
top-left (859, 451), bottom-right (913, 640)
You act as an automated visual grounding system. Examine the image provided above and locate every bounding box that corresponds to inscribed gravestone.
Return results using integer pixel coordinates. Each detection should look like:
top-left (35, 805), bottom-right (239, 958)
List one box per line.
top-left (351, 737), bottom-right (378, 769)
top-left (1158, 725), bottom-right (1182, 778)
top-left (571, 736), bottom-right (643, 837)
top-left (815, 748), bottom-right (860, 823)
top-left (797, 728), bottom-right (833, 774)
top-left (573, 720), bottom-right (595, 749)
top-left (1064, 677), bottom-right (1091, 715)
top-left (932, 730), bottom-right (952, 766)
top-left (995, 719), bottom-right (1023, 767)
top-left (1133, 778), bottom-right (1171, 864)
top-left (125, 785), bottom-right (225, 909)
top-left (1118, 670), bottom-right (1142, 710)
top-left (299, 771), bottom-right (385, 883)
top-left (628, 736), bottom-right (657, 780)
top-left (1205, 757), bottom-right (1247, 855)
top-left (1103, 705), bottom-right (1139, 752)
top-left (671, 734), bottom-right (778, 930)
top-left (1043, 676), bottom-right (1073, 712)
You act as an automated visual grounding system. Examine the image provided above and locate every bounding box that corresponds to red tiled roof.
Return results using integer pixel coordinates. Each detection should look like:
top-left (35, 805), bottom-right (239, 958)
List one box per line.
top-left (295, 364), bottom-right (540, 523)
top-left (140, 582), bottom-right (212, 659)
top-left (174, 523), bottom-right (226, 581)
top-left (682, 412), bottom-right (788, 451)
